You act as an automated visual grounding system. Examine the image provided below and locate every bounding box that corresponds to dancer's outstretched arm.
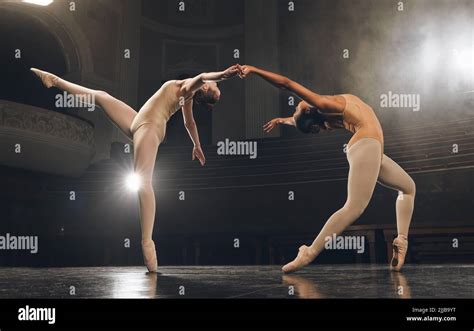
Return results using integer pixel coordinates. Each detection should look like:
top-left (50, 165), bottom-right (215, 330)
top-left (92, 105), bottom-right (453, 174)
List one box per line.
top-left (181, 65), bottom-right (240, 96)
top-left (182, 100), bottom-right (205, 166)
top-left (263, 117), bottom-right (295, 133)
top-left (239, 65), bottom-right (345, 113)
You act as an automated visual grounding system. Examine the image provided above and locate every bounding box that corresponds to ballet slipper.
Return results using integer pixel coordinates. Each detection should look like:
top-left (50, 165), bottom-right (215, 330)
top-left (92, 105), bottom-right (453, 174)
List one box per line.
top-left (141, 240), bottom-right (158, 273)
top-left (390, 234), bottom-right (408, 272)
top-left (30, 68), bottom-right (58, 88)
top-left (282, 245), bottom-right (314, 274)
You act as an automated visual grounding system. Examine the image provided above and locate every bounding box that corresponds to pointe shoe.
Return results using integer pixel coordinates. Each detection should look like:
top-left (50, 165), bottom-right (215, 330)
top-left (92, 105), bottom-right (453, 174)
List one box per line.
top-left (141, 241), bottom-right (158, 273)
top-left (391, 235), bottom-right (408, 272)
top-left (282, 245), bottom-right (314, 274)
top-left (30, 68), bottom-right (58, 88)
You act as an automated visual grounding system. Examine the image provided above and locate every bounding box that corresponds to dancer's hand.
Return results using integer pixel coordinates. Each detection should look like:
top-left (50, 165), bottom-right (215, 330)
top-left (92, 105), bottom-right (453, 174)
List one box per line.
top-left (263, 118), bottom-right (282, 133)
top-left (221, 65), bottom-right (241, 80)
top-left (192, 145), bottom-right (206, 166)
top-left (238, 65), bottom-right (255, 78)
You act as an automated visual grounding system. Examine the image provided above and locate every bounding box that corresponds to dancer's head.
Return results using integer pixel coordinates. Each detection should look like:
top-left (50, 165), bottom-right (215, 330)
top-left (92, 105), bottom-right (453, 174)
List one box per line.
top-left (194, 82), bottom-right (221, 108)
top-left (294, 101), bottom-right (326, 134)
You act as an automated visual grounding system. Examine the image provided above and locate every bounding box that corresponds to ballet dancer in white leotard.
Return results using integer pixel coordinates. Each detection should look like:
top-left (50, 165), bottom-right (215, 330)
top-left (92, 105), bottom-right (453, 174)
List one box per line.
top-left (31, 66), bottom-right (240, 272)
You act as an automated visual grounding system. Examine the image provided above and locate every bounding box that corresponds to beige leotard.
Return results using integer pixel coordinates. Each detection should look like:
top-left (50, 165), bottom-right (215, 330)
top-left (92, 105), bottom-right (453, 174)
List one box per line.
top-left (130, 80), bottom-right (188, 141)
top-left (323, 94), bottom-right (384, 154)
top-left (341, 94), bottom-right (384, 153)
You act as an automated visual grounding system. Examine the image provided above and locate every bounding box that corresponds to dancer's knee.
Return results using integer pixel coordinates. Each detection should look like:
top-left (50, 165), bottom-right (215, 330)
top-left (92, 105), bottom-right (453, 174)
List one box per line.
top-left (402, 177), bottom-right (416, 197)
top-left (137, 175), bottom-right (153, 193)
top-left (141, 179), bottom-right (153, 190)
top-left (349, 205), bottom-right (366, 219)
top-left (341, 202), bottom-right (367, 220)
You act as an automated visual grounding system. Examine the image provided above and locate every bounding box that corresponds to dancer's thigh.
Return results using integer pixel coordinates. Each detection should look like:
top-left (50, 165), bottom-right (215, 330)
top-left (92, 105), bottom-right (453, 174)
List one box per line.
top-left (133, 125), bottom-right (160, 183)
top-left (346, 138), bottom-right (382, 210)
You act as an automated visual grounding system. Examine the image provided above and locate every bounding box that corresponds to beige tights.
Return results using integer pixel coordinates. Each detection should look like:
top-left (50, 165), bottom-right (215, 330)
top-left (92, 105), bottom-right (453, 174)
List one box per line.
top-left (283, 138), bottom-right (416, 273)
top-left (39, 70), bottom-right (159, 248)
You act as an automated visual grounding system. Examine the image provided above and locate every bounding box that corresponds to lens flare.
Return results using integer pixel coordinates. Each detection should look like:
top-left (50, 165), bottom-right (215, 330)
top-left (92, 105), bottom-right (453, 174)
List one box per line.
top-left (125, 173), bottom-right (141, 192)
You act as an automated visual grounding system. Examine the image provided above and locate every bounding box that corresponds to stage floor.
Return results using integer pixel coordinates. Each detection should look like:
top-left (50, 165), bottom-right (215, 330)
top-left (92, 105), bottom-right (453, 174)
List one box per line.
top-left (0, 264), bottom-right (472, 299)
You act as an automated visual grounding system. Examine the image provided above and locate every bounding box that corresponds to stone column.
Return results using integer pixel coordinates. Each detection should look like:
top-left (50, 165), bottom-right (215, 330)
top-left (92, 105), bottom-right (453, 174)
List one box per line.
top-left (115, 0), bottom-right (141, 142)
top-left (244, 0), bottom-right (280, 139)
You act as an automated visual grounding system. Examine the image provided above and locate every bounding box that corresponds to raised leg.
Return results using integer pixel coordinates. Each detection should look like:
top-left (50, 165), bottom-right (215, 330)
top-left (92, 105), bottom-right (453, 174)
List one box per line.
top-left (31, 68), bottom-right (136, 139)
top-left (133, 124), bottom-right (160, 272)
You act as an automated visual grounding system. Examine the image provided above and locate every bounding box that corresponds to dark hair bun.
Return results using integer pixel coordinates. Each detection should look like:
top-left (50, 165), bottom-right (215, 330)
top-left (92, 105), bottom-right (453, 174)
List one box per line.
top-left (193, 89), bottom-right (217, 107)
top-left (295, 108), bottom-right (326, 134)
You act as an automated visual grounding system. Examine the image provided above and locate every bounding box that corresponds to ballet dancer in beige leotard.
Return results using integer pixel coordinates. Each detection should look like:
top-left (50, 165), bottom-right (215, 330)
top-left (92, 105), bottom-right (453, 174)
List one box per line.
top-left (238, 65), bottom-right (416, 273)
top-left (31, 66), bottom-right (240, 272)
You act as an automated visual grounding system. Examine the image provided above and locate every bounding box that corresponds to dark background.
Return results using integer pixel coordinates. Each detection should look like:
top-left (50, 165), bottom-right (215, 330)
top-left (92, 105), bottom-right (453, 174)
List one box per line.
top-left (0, 0), bottom-right (473, 267)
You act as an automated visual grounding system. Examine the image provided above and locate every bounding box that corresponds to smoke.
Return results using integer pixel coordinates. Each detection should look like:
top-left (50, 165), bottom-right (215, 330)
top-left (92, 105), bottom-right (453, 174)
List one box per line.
top-left (280, 0), bottom-right (474, 128)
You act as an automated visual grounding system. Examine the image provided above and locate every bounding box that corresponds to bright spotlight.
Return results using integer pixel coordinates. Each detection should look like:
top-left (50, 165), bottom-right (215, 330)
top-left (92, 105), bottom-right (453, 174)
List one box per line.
top-left (420, 40), bottom-right (439, 72)
top-left (452, 48), bottom-right (474, 71)
top-left (125, 173), bottom-right (141, 192)
top-left (22, 0), bottom-right (54, 6)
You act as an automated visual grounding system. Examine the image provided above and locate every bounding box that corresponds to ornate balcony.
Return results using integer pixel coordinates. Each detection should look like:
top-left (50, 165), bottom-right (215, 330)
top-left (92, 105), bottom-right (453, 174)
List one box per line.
top-left (0, 100), bottom-right (95, 177)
